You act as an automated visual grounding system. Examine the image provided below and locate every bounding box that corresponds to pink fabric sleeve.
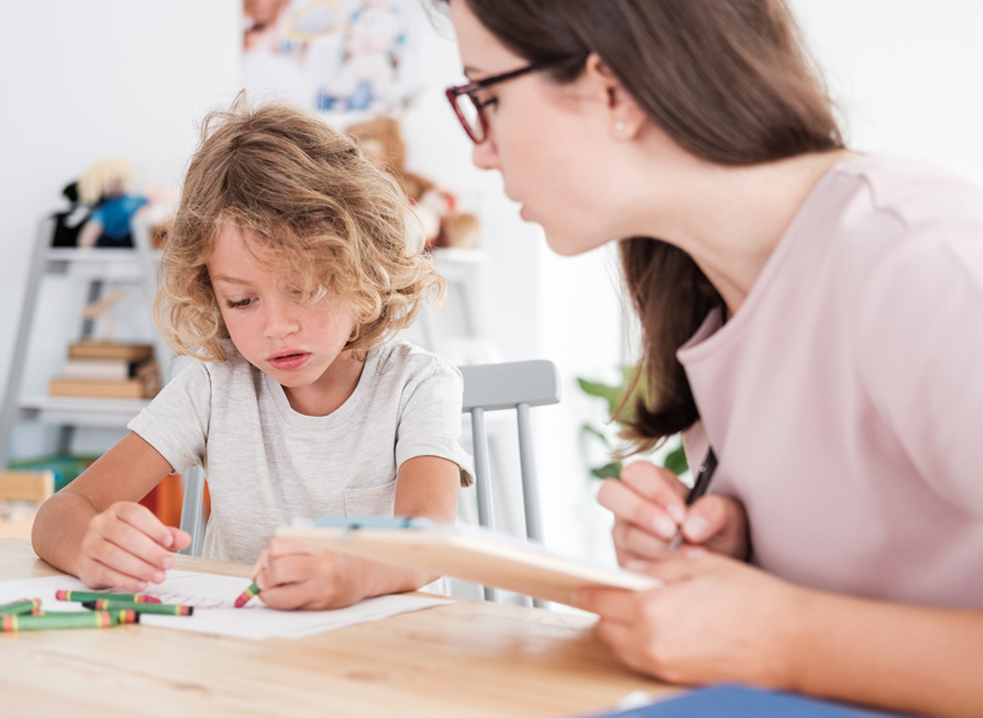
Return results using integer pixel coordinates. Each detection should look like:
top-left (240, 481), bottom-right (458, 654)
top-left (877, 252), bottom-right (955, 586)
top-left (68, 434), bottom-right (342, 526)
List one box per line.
top-left (856, 220), bottom-right (983, 516)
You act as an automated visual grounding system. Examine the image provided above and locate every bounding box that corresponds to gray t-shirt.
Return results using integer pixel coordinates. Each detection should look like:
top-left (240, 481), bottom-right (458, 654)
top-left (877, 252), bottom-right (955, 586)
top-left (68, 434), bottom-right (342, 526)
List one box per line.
top-left (129, 339), bottom-right (474, 564)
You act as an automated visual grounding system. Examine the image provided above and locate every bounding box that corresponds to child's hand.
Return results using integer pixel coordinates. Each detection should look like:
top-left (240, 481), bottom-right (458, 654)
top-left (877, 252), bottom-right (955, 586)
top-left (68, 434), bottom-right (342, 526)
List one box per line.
top-left (77, 501), bottom-right (191, 591)
top-left (249, 537), bottom-right (363, 610)
top-left (597, 461), bottom-right (749, 563)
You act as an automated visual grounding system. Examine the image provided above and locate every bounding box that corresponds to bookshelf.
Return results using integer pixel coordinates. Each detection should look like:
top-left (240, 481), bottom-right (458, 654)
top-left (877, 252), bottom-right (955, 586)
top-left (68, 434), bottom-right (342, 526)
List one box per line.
top-left (0, 215), bottom-right (170, 467)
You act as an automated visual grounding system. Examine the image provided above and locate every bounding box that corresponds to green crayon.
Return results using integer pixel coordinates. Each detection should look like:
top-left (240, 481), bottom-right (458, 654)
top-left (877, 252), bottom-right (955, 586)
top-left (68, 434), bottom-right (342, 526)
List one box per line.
top-left (2, 611), bottom-right (118, 632)
top-left (0, 598), bottom-right (42, 616)
top-left (82, 600), bottom-right (193, 616)
top-left (55, 590), bottom-right (161, 604)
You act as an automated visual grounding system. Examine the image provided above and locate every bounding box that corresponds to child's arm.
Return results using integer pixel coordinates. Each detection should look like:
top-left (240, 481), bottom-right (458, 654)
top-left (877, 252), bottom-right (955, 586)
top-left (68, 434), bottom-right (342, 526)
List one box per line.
top-left (31, 431), bottom-right (190, 591)
top-left (576, 552), bottom-right (983, 718)
top-left (250, 454), bottom-right (461, 610)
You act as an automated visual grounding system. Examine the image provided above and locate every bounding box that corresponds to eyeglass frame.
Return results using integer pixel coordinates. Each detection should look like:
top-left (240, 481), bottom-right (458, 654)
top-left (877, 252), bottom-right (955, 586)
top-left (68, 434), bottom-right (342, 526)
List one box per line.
top-left (445, 64), bottom-right (538, 144)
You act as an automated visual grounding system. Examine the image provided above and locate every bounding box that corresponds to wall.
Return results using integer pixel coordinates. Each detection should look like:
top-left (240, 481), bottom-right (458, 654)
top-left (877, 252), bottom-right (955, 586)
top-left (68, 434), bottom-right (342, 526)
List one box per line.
top-left (0, 1), bottom-right (241, 456)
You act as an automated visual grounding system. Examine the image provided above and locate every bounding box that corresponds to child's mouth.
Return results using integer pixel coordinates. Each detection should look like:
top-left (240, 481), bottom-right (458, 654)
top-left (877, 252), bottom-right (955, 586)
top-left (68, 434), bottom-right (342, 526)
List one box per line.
top-left (268, 351), bottom-right (311, 371)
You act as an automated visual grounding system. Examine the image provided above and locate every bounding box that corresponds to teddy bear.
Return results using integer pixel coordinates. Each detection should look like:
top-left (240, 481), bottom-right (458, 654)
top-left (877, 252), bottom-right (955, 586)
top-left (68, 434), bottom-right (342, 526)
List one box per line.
top-left (345, 115), bottom-right (481, 251)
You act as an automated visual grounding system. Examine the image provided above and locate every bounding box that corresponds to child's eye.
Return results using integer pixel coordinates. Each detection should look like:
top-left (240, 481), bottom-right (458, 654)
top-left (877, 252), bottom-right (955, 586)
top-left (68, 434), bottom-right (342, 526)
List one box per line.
top-left (225, 298), bottom-right (255, 309)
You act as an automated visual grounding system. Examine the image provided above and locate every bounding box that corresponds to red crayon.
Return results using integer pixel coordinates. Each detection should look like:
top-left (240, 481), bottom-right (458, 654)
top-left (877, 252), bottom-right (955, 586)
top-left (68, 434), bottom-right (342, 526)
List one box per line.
top-left (234, 581), bottom-right (260, 608)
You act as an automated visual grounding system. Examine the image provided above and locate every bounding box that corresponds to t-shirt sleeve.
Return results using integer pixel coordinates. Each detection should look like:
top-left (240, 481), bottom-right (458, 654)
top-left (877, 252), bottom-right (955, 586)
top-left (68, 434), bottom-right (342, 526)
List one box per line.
top-left (395, 359), bottom-right (475, 487)
top-left (127, 360), bottom-right (212, 475)
top-left (856, 218), bottom-right (983, 516)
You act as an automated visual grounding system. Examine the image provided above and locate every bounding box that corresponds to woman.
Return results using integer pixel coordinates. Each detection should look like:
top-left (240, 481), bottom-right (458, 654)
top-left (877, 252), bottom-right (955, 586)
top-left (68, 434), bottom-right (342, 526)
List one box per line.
top-left (441, 1), bottom-right (983, 716)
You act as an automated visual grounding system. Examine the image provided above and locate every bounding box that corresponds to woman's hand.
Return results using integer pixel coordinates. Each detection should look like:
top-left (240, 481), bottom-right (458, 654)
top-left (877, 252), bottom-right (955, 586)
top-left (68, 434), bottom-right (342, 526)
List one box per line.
top-left (77, 501), bottom-right (191, 591)
top-left (249, 537), bottom-right (367, 610)
top-left (597, 461), bottom-right (749, 563)
top-left (576, 550), bottom-right (804, 687)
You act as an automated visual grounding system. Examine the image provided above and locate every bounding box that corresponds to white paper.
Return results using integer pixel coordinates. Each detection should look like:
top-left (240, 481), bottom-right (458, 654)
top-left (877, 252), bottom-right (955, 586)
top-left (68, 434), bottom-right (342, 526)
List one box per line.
top-left (0, 570), bottom-right (451, 640)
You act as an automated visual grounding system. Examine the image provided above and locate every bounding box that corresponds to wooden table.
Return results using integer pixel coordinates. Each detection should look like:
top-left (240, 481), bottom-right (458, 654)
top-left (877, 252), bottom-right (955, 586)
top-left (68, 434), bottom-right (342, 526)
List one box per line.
top-left (0, 538), bottom-right (672, 717)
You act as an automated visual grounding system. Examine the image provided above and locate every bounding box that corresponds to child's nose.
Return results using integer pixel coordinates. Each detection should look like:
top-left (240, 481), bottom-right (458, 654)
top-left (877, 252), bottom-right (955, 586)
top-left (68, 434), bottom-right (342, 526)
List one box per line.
top-left (262, 297), bottom-right (299, 338)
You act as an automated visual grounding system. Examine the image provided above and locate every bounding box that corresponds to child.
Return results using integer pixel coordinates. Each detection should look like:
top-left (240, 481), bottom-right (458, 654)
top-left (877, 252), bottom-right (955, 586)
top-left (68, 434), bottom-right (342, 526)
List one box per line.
top-left (32, 100), bottom-right (474, 610)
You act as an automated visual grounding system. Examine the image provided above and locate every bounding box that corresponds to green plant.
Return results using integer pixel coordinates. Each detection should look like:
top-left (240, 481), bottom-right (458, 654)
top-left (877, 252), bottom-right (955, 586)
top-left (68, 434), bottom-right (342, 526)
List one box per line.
top-left (577, 367), bottom-right (688, 479)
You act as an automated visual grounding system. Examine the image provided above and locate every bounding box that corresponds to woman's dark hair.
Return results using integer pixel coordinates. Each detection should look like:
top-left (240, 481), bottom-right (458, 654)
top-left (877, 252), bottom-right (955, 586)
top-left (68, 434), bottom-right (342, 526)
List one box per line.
top-left (444, 0), bottom-right (844, 451)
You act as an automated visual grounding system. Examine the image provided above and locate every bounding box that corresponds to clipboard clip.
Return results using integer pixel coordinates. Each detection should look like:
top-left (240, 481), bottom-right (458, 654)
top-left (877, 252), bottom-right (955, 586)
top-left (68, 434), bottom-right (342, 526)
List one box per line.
top-left (314, 515), bottom-right (436, 542)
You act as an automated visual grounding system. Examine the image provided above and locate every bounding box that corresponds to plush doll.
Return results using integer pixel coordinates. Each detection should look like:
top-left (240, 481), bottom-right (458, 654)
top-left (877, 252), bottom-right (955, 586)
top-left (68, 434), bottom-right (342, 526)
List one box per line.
top-left (345, 116), bottom-right (481, 250)
top-left (51, 182), bottom-right (92, 248)
top-left (77, 158), bottom-right (148, 249)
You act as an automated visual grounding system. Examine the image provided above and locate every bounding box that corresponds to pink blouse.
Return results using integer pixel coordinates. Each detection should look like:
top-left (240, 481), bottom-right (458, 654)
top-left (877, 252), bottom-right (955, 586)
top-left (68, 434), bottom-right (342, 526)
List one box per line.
top-left (679, 155), bottom-right (983, 608)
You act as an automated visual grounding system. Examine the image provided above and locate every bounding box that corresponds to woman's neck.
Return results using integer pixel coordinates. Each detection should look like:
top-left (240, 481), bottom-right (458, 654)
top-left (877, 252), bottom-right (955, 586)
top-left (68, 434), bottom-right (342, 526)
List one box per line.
top-left (624, 145), bottom-right (854, 316)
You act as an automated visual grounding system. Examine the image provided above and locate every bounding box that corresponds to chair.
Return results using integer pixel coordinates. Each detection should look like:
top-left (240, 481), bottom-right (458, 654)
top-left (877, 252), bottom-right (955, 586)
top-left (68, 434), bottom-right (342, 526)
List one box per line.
top-left (178, 466), bottom-right (206, 557)
top-left (179, 360), bottom-right (563, 606)
top-left (459, 359), bottom-right (561, 607)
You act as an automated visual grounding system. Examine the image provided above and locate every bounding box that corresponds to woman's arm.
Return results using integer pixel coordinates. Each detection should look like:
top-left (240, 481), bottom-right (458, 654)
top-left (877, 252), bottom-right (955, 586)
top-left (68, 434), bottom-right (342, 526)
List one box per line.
top-left (577, 551), bottom-right (983, 718)
top-left (252, 454), bottom-right (461, 610)
top-left (32, 431), bottom-right (188, 590)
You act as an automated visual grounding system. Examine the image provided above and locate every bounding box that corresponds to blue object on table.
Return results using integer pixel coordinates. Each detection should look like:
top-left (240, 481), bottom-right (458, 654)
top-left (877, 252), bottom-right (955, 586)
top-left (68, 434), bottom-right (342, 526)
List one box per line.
top-left (314, 515), bottom-right (435, 530)
top-left (590, 685), bottom-right (928, 718)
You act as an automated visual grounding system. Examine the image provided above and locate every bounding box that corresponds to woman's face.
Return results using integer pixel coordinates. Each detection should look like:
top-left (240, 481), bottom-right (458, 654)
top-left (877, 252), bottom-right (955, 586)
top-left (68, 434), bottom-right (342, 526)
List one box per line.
top-left (449, 0), bottom-right (621, 257)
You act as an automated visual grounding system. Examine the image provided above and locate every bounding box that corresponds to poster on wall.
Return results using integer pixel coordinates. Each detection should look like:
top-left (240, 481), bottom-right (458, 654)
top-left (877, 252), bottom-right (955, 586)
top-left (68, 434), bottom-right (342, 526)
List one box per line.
top-left (243, 0), bottom-right (421, 117)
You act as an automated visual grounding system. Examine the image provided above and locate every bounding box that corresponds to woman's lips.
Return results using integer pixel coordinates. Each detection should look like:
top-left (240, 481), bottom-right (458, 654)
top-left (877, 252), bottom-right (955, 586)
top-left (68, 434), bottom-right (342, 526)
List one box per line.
top-left (268, 351), bottom-right (311, 371)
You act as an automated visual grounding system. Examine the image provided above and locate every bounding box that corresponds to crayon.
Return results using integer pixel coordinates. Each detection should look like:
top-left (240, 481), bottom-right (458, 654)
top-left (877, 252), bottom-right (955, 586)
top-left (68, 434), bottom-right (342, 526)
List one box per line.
top-left (106, 609), bottom-right (141, 624)
top-left (82, 600), bottom-right (193, 616)
top-left (55, 590), bottom-right (161, 604)
top-left (234, 581), bottom-right (260, 608)
top-left (0, 598), bottom-right (42, 616)
top-left (2, 611), bottom-right (118, 632)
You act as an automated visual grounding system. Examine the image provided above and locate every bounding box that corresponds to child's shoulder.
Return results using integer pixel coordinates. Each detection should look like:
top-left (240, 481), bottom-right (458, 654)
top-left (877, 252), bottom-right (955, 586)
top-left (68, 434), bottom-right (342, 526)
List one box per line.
top-left (367, 339), bottom-right (462, 384)
top-left (176, 340), bottom-right (258, 385)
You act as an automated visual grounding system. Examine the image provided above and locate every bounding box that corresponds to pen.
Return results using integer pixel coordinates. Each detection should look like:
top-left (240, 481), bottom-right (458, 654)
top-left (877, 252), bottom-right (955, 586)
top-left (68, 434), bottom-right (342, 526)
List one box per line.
top-left (667, 448), bottom-right (718, 553)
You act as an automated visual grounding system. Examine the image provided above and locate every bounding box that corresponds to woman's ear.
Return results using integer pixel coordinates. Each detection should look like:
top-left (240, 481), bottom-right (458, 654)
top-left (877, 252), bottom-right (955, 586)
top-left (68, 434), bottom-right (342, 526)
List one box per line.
top-left (583, 52), bottom-right (647, 140)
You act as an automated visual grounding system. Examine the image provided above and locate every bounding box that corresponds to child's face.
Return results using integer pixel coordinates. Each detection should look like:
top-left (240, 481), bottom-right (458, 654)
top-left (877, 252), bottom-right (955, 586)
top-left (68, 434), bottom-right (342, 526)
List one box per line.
top-left (207, 225), bottom-right (359, 401)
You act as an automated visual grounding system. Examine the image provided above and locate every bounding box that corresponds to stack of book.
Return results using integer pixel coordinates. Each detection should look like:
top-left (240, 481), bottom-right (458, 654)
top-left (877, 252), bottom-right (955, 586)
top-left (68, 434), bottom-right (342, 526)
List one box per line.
top-left (49, 342), bottom-right (161, 400)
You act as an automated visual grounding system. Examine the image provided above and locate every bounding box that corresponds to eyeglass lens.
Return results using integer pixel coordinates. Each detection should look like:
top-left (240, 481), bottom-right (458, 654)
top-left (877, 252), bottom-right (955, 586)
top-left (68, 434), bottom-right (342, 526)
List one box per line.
top-left (452, 92), bottom-right (484, 142)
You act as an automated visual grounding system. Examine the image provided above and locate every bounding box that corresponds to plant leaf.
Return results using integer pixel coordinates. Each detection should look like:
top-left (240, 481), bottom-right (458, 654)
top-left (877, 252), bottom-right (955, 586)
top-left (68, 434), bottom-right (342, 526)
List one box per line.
top-left (590, 461), bottom-right (623, 480)
top-left (663, 443), bottom-right (689, 476)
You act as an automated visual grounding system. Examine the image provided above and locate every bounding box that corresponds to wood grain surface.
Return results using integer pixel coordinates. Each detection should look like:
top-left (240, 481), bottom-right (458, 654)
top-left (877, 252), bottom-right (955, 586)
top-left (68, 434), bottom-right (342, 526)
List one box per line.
top-left (0, 538), bottom-right (672, 717)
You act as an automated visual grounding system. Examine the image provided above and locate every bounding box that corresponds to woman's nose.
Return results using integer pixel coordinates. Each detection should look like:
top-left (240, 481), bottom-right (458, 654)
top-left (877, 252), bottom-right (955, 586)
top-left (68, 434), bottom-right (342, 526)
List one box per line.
top-left (472, 134), bottom-right (500, 171)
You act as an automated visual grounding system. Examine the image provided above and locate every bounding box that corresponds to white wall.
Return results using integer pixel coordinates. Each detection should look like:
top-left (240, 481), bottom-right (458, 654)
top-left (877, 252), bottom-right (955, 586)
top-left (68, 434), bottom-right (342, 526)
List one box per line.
top-left (790, 0), bottom-right (983, 187)
top-left (0, 1), bottom-right (241, 457)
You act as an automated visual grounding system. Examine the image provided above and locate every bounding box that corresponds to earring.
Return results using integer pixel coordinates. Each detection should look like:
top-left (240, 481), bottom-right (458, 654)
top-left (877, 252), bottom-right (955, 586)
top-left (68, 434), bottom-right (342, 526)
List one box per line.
top-left (615, 121), bottom-right (626, 133)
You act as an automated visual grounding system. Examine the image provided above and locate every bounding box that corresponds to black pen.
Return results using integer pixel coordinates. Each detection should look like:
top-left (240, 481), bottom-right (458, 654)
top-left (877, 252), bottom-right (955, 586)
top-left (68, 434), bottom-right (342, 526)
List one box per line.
top-left (667, 447), bottom-right (718, 553)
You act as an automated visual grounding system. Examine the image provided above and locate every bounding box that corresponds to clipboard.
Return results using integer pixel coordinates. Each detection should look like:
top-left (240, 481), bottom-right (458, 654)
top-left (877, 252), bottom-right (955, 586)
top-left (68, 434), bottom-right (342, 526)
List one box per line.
top-left (276, 518), bottom-right (661, 606)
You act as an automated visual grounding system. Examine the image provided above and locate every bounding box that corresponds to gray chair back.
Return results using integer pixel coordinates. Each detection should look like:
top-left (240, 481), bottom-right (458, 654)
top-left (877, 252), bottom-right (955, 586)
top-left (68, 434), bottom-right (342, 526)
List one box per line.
top-left (459, 359), bottom-right (561, 606)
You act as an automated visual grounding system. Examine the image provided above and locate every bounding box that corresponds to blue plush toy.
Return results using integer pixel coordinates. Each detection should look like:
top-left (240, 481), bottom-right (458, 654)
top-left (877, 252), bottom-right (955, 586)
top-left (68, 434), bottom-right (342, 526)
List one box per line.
top-left (77, 157), bottom-right (147, 249)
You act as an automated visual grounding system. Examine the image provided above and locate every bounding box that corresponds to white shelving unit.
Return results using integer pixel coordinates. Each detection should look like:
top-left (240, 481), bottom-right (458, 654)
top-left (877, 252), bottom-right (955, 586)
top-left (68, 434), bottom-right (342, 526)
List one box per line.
top-left (0, 216), bottom-right (167, 466)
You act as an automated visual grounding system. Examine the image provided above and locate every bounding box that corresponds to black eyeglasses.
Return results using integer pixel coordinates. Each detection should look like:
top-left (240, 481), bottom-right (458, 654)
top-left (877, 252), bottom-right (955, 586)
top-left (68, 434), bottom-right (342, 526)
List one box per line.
top-left (445, 65), bottom-right (538, 144)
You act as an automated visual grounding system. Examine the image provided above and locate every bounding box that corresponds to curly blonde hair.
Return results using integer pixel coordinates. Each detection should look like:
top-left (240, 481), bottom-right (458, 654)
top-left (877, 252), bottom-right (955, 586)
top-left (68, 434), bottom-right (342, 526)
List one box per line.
top-left (155, 98), bottom-right (444, 362)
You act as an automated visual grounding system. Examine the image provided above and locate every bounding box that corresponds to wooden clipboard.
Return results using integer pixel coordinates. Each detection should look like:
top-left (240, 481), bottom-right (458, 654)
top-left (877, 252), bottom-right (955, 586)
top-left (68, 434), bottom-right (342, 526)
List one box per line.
top-left (275, 523), bottom-right (661, 606)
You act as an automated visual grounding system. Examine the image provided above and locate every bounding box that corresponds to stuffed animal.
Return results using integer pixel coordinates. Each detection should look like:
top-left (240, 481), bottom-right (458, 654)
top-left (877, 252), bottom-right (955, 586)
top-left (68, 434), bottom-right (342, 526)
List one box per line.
top-left (77, 158), bottom-right (148, 249)
top-left (51, 182), bottom-right (92, 248)
top-left (345, 116), bottom-right (481, 250)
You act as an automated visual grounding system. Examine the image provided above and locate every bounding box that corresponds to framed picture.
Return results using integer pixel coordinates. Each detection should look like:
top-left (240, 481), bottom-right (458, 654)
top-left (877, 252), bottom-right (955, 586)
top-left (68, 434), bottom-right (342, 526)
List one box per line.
top-left (243, 0), bottom-right (421, 115)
